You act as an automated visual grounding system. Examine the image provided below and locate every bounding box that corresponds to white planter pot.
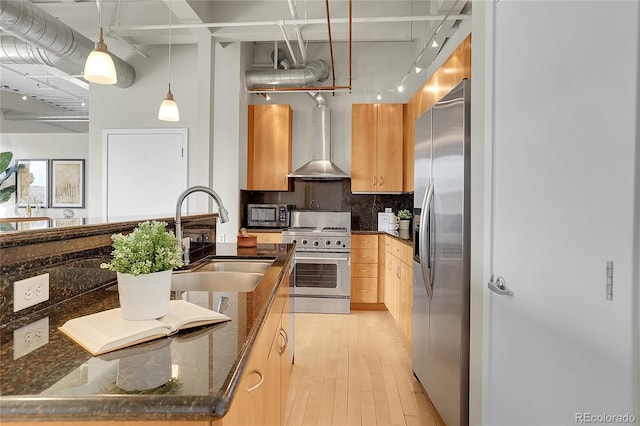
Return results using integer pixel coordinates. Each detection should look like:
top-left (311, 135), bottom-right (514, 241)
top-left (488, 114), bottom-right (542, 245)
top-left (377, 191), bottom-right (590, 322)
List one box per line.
top-left (116, 270), bottom-right (172, 320)
top-left (399, 219), bottom-right (411, 230)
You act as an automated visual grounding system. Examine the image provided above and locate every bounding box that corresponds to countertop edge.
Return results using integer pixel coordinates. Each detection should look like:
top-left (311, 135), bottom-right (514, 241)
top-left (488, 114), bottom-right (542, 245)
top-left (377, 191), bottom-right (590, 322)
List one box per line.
top-left (0, 245), bottom-right (296, 423)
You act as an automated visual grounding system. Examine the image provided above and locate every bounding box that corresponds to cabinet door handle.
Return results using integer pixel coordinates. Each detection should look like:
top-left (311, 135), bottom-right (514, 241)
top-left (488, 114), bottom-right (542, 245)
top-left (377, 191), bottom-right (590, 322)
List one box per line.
top-left (279, 328), bottom-right (288, 354)
top-left (247, 370), bottom-right (264, 393)
top-left (373, 176), bottom-right (377, 187)
top-left (379, 176), bottom-right (384, 186)
top-left (396, 266), bottom-right (401, 278)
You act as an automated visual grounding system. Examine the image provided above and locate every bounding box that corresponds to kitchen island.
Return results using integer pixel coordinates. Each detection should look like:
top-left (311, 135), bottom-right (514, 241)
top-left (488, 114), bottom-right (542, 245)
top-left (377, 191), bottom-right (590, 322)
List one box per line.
top-left (0, 242), bottom-right (295, 424)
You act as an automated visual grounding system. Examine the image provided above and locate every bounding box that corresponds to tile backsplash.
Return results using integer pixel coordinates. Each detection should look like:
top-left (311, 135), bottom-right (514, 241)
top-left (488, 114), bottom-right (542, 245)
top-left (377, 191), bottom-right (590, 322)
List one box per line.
top-left (241, 179), bottom-right (413, 231)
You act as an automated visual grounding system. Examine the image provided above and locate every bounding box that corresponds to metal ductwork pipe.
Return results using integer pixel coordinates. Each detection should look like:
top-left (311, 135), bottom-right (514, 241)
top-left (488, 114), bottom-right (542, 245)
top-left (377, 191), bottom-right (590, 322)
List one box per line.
top-left (245, 59), bottom-right (330, 89)
top-left (0, 36), bottom-right (80, 77)
top-left (0, 0), bottom-right (135, 88)
top-left (271, 49), bottom-right (292, 70)
top-left (2, 110), bottom-right (89, 122)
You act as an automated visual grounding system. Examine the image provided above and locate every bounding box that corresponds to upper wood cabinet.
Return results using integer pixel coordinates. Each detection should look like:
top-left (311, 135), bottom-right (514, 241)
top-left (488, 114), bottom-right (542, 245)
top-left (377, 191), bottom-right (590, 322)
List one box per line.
top-left (351, 104), bottom-right (404, 193)
top-left (247, 104), bottom-right (292, 191)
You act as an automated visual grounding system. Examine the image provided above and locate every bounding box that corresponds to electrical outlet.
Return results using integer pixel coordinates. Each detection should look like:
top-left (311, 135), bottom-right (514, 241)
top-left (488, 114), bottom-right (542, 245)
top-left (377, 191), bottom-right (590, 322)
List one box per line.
top-left (217, 233), bottom-right (226, 243)
top-left (13, 273), bottom-right (50, 312)
top-left (13, 317), bottom-right (49, 359)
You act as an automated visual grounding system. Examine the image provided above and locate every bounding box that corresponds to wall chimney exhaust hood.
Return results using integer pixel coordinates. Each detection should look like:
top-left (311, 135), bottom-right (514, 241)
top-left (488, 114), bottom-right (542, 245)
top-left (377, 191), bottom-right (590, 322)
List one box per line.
top-left (289, 105), bottom-right (349, 180)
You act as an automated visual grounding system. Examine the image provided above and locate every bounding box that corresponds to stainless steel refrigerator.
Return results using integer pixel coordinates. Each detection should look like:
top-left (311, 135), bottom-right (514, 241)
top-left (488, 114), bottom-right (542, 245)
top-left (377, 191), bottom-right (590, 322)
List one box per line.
top-left (413, 79), bottom-right (470, 426)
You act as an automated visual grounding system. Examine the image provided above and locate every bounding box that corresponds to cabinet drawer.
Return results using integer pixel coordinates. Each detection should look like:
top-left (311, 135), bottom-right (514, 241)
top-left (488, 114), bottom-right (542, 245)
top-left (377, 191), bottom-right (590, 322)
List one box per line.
top-left (351, 234), bottom-right (379, 250)
top-left (351, 277), bottom-right (378, 303)
top-left (351, 248), bottom-right (378, 264)
top-left (351, 263), bottom-right (378, 278)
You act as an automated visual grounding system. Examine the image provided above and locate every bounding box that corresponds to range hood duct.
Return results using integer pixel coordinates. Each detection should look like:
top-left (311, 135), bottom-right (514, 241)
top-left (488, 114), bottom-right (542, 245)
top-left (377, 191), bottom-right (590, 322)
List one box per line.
top-left (289, 104), bottom-right (349, 180)
top-left (0, 0), bottom-right (136, 88)
top-left (245, 59), bottom-right (330, 89)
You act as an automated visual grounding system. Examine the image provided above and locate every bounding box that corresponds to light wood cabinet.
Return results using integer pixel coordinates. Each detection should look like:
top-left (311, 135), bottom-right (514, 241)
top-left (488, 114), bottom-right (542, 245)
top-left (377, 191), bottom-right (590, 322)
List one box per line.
top-left (221, 267), bottom-right (292, 426)
top-left (382, 236), bottom-right (413, 344)
top-left (255, 232), bottom-right (282, 244)
top-left (247, 104), bottom-right (292, 191)
top-left (351, 104), bottom-right (404, 193)
top-left (351, 234), bottom-right (379, 303)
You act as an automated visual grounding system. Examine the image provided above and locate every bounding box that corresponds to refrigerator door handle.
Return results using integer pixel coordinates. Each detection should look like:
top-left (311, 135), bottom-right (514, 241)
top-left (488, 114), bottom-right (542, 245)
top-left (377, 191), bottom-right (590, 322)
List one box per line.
top-left (419, 179), bottom-right (434, 299)
top-left (487, 275), bottom-right (514, 296)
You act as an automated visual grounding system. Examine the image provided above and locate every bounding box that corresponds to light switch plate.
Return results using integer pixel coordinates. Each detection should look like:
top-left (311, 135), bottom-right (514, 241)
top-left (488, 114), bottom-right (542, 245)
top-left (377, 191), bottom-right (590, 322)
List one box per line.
top-left (14, 273), bottom-right (50, 312)
top-left (13, 317), bottom-right (49, 359)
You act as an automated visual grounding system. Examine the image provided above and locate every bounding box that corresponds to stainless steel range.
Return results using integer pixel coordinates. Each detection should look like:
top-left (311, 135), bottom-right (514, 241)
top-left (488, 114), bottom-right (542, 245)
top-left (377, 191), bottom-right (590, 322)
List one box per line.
top-left (282, 211), bottom-right (351, 314)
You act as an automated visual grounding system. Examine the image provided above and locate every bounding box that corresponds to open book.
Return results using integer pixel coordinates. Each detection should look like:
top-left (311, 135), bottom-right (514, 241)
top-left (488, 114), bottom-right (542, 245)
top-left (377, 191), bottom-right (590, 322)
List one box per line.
top-left (59, 300), bottom-right (231, 356)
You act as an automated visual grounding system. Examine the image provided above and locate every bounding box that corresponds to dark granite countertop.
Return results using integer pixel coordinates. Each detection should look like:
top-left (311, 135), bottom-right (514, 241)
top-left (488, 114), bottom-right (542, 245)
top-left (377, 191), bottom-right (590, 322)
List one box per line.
top-left (0, 243), bottom-right (295, 422)
top-left (351, 230), bottom-right (413, 245)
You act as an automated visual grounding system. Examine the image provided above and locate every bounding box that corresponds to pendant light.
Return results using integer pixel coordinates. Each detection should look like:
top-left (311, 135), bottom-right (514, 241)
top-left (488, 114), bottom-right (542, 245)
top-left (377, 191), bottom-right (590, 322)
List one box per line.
top-left (158, 0), bottom-right (179, 121)
top-left (84, 0), bottom-right (117, 85)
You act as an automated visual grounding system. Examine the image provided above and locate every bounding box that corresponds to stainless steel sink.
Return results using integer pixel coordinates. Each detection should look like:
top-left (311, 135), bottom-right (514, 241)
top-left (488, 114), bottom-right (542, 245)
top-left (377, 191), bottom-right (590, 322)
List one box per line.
top-left (171, 271), bottom-right (264, 292)
top-left (192, 260), bottom-right (272, 274)
top-left (171, 258), bottom-right (275, 293)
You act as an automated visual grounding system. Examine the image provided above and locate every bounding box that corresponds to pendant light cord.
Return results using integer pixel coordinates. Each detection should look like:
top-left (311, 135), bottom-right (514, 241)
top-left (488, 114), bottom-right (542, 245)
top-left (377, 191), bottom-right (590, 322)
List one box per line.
top-left (168, 0), bottom-right (172, 87)
top-left (96, 0), bottom-right (103, 30)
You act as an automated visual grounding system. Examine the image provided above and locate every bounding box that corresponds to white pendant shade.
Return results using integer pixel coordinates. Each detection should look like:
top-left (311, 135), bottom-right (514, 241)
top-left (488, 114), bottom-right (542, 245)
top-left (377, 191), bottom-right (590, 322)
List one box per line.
top-left (83, 29), bottom-right (117, 85)
top-left (158, 87), bottom-right (179, 121)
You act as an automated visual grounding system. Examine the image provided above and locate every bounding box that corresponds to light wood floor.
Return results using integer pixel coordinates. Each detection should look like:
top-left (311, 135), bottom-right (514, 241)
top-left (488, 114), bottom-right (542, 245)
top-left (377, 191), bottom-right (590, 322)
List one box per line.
top-left (284, 310), bottom-right (445, 426)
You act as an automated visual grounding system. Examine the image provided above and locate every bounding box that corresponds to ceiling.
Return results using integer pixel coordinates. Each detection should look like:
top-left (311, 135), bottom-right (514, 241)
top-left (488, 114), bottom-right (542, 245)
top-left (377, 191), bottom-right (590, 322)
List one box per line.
top-left (0, 0), bottom-right (470, 126)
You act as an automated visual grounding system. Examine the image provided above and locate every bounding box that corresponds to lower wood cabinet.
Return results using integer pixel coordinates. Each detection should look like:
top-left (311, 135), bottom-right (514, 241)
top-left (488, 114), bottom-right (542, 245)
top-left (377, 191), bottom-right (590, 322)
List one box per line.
top-left (382, 236), bottom-right (413, 344)
top-left (350, 234), bottom-right (379, 304)
top-left (219, 267), bottom-right (292, 426)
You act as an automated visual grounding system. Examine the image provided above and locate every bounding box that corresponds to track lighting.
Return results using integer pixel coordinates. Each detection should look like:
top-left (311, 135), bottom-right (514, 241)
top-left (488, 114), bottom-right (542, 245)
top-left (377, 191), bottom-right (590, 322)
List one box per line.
top-left (432, 39), bottom-right (439, 48)
top-left (415, 67), bottom-right (422, 74)
top-left (376, 91), bottom-right (382, 101)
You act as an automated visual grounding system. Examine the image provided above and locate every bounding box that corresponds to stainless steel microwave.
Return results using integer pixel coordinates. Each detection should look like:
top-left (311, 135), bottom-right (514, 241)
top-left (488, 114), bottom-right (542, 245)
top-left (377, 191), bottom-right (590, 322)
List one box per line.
top-left (246, 204), bottom-right (290, 228)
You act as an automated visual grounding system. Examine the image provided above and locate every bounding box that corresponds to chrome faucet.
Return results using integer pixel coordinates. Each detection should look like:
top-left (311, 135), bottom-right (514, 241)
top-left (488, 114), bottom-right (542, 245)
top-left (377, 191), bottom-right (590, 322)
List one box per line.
top-left (175, 186), bottom-right (230, 263)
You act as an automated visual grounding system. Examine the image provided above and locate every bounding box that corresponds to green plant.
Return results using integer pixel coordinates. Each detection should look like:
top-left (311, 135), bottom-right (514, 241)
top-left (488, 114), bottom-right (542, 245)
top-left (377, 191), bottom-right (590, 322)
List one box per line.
top-left (0, 152), bottom-right (24, 203)
top-left (100, 220), bottom-right (183, 276)
top-left (397, 209), bottom-right (412, 220)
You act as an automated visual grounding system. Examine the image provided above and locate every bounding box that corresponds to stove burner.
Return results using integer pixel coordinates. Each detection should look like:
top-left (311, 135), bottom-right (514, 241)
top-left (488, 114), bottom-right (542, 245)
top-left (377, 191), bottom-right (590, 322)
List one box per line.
top-left (322, 226), bottom-right (347, 232)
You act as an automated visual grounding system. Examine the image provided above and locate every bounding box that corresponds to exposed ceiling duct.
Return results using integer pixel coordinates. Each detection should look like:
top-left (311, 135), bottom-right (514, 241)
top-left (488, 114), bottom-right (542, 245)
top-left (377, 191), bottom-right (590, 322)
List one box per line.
top-left (0, 0), bottom-right (136, 88)
top-left (245, 58), bottom-right (330, 89)
top-left (0, 36), bottom-right (80, 77)
top-left (288, 94), bottom-right (349, 180)
top-left (2, 110), bottom-right (88, 122)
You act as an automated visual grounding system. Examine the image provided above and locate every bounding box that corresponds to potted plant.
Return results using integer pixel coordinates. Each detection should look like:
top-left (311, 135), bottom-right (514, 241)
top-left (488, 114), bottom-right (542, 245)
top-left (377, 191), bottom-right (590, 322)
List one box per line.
top-left (397, 209), bottom-right (412, 230)
top-left (0, 151), bottom-right (23, 203)
top-left (101, 220), bottom-right (183, 320)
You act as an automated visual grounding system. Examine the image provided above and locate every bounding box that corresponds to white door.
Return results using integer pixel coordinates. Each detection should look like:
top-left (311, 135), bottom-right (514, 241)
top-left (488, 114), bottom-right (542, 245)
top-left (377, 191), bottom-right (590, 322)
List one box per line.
top-left (103, 128), bottom-right (188, 220)
top-left (484, 2), bottom-right (638, 425)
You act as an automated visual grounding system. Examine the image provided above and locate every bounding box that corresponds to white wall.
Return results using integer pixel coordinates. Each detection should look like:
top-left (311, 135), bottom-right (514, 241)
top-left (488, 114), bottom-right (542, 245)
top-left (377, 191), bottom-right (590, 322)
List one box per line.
top-left (0, 133), bottom-right (88, 218)
top-left (212, 42), bottom-right (253, 242)
top-left (88, 43), bottom-right (210, 218)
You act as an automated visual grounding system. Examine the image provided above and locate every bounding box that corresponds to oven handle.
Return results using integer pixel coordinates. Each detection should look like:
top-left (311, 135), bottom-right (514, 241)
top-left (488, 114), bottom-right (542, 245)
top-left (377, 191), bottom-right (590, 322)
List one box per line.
top-left (294, 255), bottom-right (350, 262)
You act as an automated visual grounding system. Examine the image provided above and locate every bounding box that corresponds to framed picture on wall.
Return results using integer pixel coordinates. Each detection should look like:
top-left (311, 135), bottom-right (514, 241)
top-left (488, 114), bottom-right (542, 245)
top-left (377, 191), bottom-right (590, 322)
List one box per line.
top-left (15, 159), bottom-right (48, 207)
top-left (50, 159), bottom-right (85, 208)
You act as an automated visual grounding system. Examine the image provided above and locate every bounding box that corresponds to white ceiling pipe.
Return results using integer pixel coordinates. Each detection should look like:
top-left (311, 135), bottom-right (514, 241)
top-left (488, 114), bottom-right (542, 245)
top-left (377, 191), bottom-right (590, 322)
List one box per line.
top-left (108, 14), bottom-right (470, 32)
top-left (287, 0), bottom-right (307, 65)
top-left (278, 21), bottom-right (299, 66)
top-left (2, 110), bottom-right (89, 122)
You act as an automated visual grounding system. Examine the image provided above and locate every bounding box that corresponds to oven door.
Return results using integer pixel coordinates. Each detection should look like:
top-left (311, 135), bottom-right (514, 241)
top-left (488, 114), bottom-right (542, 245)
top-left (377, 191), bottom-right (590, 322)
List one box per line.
top-left (292, 252), bottom-right (350, 298)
